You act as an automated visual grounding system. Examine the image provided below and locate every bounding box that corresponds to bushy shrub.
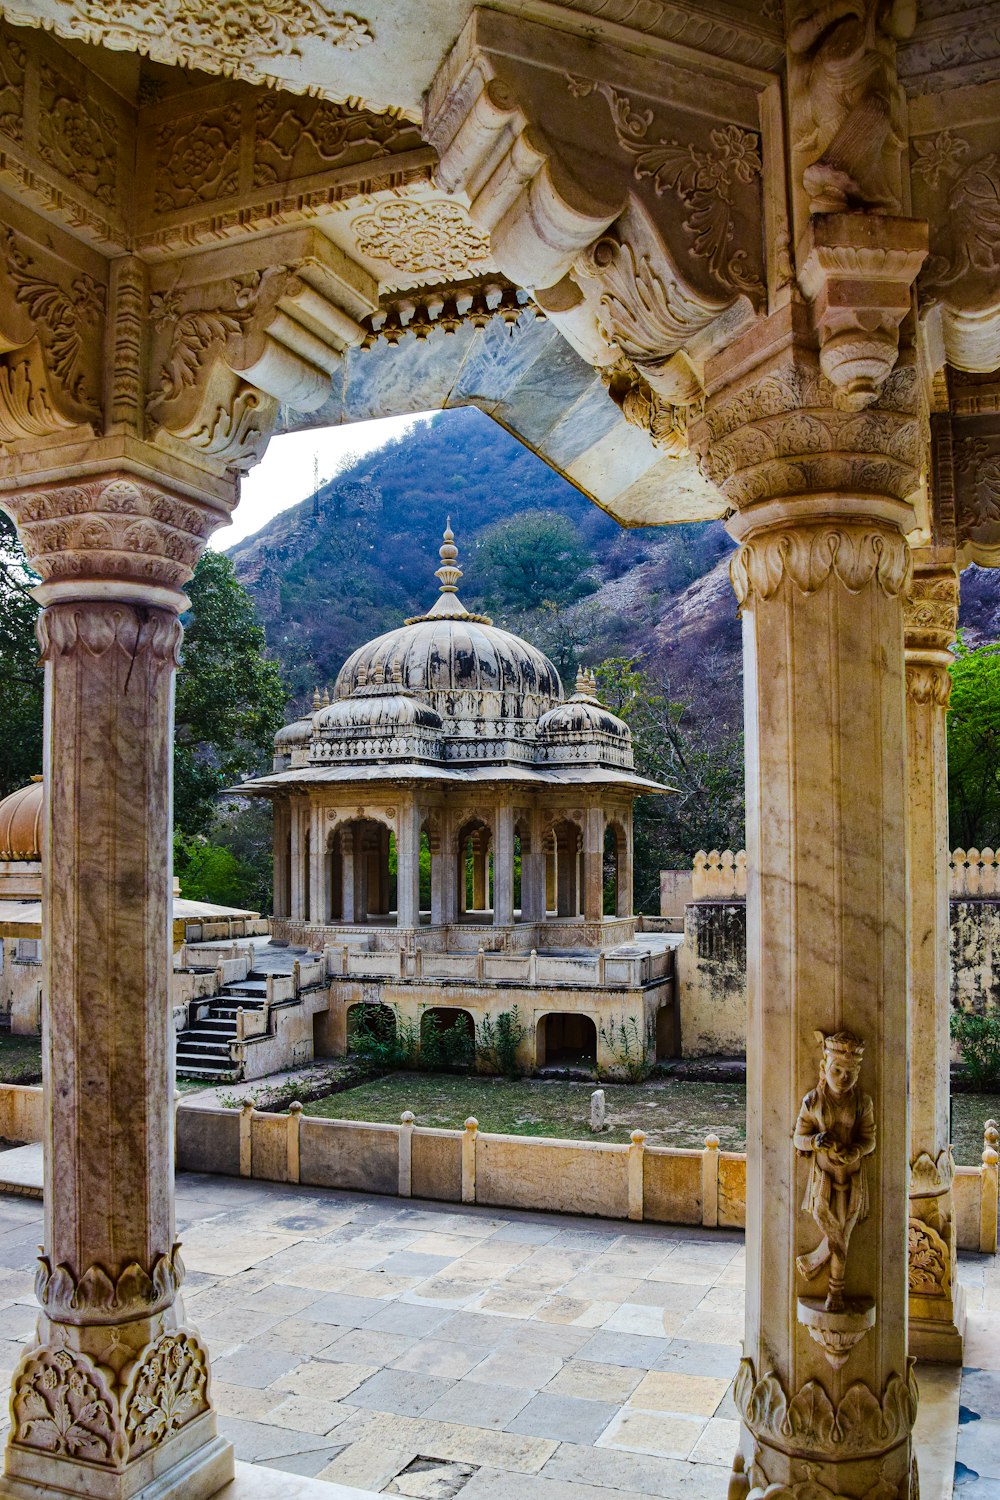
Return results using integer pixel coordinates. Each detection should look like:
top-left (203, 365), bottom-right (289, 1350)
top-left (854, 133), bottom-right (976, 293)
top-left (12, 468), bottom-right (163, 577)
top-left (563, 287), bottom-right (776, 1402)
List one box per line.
top-left (598, 1014), bottom-right (652, 1083)
top-left (477, 1008), bottom-right (527, 1078)
top-left (350, 1006), bottom-right (419, 1071)
top-left (951, 1010), bottom-right (1000, 1090)
top-left (419, 1012), bottom-right (475, 1072)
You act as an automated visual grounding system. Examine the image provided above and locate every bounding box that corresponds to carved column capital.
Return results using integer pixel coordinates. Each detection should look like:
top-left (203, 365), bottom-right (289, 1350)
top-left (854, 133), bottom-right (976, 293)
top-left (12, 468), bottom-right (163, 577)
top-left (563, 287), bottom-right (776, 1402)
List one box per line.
top-left (903, 553), bottom-right (959, 706)
top-left (1, 472), bottom-right (224, 613)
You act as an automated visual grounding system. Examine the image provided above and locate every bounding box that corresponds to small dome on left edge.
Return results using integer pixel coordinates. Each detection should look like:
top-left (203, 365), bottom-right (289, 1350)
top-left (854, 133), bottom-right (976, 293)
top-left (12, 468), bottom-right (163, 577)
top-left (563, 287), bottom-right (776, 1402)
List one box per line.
top-left (0, 778), bottom-right (42, 861)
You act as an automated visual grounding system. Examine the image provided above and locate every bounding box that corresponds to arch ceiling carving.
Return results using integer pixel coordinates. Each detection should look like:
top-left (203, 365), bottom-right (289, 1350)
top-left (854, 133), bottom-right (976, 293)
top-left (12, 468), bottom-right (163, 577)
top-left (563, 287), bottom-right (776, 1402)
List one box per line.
top-left (0, 0), bottom-right (994, 545)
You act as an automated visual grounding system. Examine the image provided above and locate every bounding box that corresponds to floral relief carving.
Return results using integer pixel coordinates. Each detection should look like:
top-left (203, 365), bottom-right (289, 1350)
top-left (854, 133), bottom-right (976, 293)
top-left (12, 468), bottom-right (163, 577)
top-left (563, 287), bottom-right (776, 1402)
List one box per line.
top-left (733, 1356), bottom-right (918, 1459)
top-left (253, 95), bottom-right (423, 188)
top-left (52, 0), bottom-right (374, 78)
top-left (911, 131), bottom-right (1000, 291)
top-left (153, 103), bottom-right (242, 213)
top-left (0, 27), bottom-right (25, 141)
top-left (149, 272), bottom-right (264, 405)
top-left (352, 201), bottom-right (492, 279)
top-left (730, 526), bottom-right (912, 609)
top-left (567, 76), bottom-right (764, 300)
top-left (907, 1220), bottom-right (950, 1297)
top-left (955, 436), bottom-right (1000, 541)
top-left (10, 1347), bottom-right (122, 1466)
top-left (37, 63), bottom-right (117, 206)
top-left (2, 230), bottom-right (106, 414)
top-left (123, 1331), bottom-right (209, 1460)
top-left (0, 353), bottom-right (77, 447)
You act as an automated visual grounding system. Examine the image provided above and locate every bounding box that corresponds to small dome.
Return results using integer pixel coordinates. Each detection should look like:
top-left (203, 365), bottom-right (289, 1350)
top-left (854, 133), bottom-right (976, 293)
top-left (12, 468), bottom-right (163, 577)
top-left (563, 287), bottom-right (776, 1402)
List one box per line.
top-left (0, 778), bottom-right (43, 861)
top-left (538, 693), bottom-right (630, 741)
top-left (315, 689), bottom-right (443, 733)
top-left (273, 716), bottom-right (314, 750)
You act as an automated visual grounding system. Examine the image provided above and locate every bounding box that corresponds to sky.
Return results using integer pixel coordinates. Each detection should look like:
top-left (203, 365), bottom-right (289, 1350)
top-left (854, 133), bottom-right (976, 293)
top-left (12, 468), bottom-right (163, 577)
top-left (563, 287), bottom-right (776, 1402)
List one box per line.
top-left (212, 412), bottom-right (434, 551)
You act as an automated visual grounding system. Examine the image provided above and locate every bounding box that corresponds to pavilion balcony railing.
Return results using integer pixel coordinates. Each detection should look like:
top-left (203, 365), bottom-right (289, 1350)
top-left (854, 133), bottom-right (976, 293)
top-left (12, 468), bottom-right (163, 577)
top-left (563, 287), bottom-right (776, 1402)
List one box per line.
top-left (323, 943), bottom-right (673, 989)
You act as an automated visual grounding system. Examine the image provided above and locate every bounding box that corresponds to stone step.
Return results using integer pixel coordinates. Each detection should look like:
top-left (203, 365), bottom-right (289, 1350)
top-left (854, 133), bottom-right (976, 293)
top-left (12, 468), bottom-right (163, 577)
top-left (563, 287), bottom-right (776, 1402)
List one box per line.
top-left (175, 1065), bottom-right (240, 1081)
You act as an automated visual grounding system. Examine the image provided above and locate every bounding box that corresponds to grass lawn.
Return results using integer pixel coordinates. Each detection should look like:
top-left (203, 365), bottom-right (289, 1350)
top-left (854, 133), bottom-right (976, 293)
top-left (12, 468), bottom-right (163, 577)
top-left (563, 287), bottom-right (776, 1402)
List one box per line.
top-left (0, 1033), bottom-right (42, 1085)
top-left (301, 1070), bottom-right (1000, 1162)
top-left (304, 1072), bottom-right (748, 1150)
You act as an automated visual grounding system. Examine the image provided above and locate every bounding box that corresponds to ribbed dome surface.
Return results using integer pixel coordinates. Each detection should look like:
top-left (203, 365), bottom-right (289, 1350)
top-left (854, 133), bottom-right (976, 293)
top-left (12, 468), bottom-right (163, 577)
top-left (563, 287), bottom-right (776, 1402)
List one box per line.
top-left (0, 778), bottom-right (42, 861)
top-left (274, 716), bottom-right (315, 748)
top-left (316, 690), bottom-right (443, 731)
top-left (538, 696), bottom-right (631, 740)
top-left (334, 618), bottom-right (562, 710)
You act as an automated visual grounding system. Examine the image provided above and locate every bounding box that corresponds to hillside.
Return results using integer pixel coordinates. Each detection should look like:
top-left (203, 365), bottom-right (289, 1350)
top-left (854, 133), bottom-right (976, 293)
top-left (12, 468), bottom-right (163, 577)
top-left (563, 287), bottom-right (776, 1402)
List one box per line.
top-left (229, 406), bottom-right (999, 740)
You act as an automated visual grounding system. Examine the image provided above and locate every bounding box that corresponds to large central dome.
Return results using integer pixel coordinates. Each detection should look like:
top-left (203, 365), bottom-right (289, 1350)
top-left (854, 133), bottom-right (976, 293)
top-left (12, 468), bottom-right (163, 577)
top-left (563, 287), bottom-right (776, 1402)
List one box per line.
top-left (333, 522), bottom-right (562, 722)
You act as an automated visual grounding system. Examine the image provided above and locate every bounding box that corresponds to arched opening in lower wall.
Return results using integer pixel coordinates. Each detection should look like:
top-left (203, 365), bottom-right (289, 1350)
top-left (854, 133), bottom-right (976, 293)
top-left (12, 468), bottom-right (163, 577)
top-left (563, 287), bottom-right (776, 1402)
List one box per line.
top-left (346, 1001), bottom-right (397, 1050)
top-left (536, 1012), bottom-right (597, 1068)
top-left (420, 1006), bottom-right (476, 1070)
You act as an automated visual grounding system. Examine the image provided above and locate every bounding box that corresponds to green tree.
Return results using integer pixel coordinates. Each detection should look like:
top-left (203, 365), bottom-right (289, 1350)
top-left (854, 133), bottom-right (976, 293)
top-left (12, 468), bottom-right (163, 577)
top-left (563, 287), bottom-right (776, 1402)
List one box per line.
top-left (0, 514), bottom-right (43, 799)
top-left (473, 511), bottom-right (598, 613)
top-left (947, 635), bottom-right (1000, 848)
top-left (595, 655), bottom-right (744, 912)
top-left (174, 550), bottom-right (287, 835)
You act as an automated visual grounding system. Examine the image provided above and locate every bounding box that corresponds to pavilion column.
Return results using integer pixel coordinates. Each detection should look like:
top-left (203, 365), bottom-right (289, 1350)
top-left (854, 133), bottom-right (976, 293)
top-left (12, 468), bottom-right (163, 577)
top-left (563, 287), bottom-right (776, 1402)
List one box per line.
top-left (396, 802), bottom-right (422, 931)
top-left (272, 799), bottom-right (290, 919)
top-left (904, 553), bottom-right (964, 1362)
top-left (289, 799), bottom-right (305, 921)
top-left (472, 833), bottom-right (488, 913)
top-left (618, 811), bottom-right (633, 919)
top-left (583, 806), bottom-right (604, 924)
top-left (341, 826), bottom-right (356, 924)
top-left (493, 803), bottom-right (515, 928)
top-left (308, 804), bottom-right (324, 929)
top-left (0, 472), bottom-right (233, 1500)
top-left (692, 306), bottom-right (921, 1500)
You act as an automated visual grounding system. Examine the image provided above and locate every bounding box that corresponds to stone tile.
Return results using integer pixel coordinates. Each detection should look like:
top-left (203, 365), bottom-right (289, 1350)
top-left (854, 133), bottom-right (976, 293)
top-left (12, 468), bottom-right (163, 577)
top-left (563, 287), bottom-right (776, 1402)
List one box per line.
top-left (959, 1369), bottom-right (1000, 1419)
top-left (217, 1415), bottom-right (338, 1464)
top-left (381, 1251), bottom-right (457, 1276)
top-left (211, 1345), bottom-right (302, 1390)
top-left (0, 1304), bottom-right (41, 1341)
top-left (629, 1371), bottom-right (730, 1417)
top-left (318, 1410), bottom-right (556, 1488)
top-left (598, 1408), bottom-right (706, 1459)
top-left (181, 1227), bottom-right (305, 1276)
top-left (259, 1394), bottom-right (353, 1436)
top-left (237, 1282), bottom-right (326, 1316)
top-left (367, 1302), bottom-right (453, 1338)
top-left (540, 1442), bottom-right (723, 1498)
top-left (459, 1467), bottom-right (648, 1499)
top-left (627, 1281), bottom-right (708, 1313)
top-left (340, 1270), bottom-right (421, 1299)
top-left (544, 1360), bottom-right (643, 1404)
top-left (473, 1287), bottom-right (550, 1319)
top-left (574, 1330), bottom-right (673, 1369)
top-left (958, 1419), bottom-right (1000, 1480)
top-left (966, 1318), bottom-right (1000, 1371)
top-left (199, 1307), bottom-right (288, 1356)
top-left (258, 1445), bottom-right (349, 1479)
top-left (211, 1381), bottom-right (287, 1423)
top-left (435, 1311), bottom-right (521, 1348)
top-left (387, 1454), bottom-right (479, 1498)
top-left (688, 1417), bottom-right (741, 1467)
top-left (505, 1324), bottom-right (591, 1359)
top-left (391, 1338), bottom-right (488, 1380)
top-left (467, 1348), bottom-right (563, 1390)
top-left (488, 1224), bottom-right (561, 1246)
top-left (322, 1327), bottom-right (417, 1366)
top-left (674, 1309), bottom-right (743, 1347)
top-left (276, 1360), bottom-right (375, 1401)
top-left (560, 1273), bottom-right (640, 1303)
top-left (506, 1393), bottom-right (619, 1445)
top-left (423, 1377), bottom-right (534, 1430)
top-left (402, 1278), bottom-right (486, 1308)
top-left (654, 1338), bottom-right (742, 1379)
top-left (307, 1291), bottom-right (386, 1327)
top-left (535, 1297), bottom-right (615, 1329)
top-left (602, 1303), bottom-right (683, 1338)
top-left (249, 1315), bottom-right (345, 1358)
top-left (349, 1368), bottom-right (456, 1418)
top-left (952, 1481), bottom-right (1000, 1500)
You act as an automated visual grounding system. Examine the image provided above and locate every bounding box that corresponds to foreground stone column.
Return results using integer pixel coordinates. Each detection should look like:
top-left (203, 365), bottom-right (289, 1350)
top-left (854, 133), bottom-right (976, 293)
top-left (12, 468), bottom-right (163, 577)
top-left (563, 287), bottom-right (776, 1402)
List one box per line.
top-left (693, 307), bottom-right (920, 1500)
top-left (905, 553), bottom-right (964, 1362)
top-left (584, 806), bottom-right (605, 924)
top-left (493, 803), bottom-right (514, 928)
top-left (396, 801), bottom-right (422, 931)
top-left (0, 473), bottom-right (232, 1500)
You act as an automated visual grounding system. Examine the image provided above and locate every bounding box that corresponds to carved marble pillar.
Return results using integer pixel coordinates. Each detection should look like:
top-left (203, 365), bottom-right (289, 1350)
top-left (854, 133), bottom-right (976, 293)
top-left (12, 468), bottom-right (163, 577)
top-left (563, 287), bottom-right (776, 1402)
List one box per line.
top-left (584, 806), bottom-right (605, 924)
top-left (341, 826), bottom-right (356, 925)
top-left (692, 307), bottom-right (921, 1500)
top-left (308, 803), bottom-right (324, 929)
top-left (905, 553), bottom-right (965, 1363)
top-left (396, 801), bottom-right (422, 932)
top-left (289, 799), bottom-right (305, 921)
top-left (493, 803), bottom-right (515, 928)
top-left (272, 799), bottom-right (291, 920)
top-left (0, 472), bottom-right (232, 1500)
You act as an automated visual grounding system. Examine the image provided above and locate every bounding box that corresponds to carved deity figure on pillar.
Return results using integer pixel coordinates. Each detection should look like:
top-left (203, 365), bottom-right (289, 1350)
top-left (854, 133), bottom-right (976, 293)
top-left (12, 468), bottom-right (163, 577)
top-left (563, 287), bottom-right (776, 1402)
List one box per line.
top-left (788, 0), bottom-right (916, 215)
top-left (794, 1030), bottom-right (875, 1311)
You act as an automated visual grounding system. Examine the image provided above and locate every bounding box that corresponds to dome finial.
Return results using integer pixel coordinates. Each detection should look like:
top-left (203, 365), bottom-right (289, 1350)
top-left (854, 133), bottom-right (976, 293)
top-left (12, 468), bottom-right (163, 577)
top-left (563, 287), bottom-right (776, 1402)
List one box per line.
top-left (435, 518), bottom-right (462, 595)
top-left (312, 685), bottom-right (321, 710)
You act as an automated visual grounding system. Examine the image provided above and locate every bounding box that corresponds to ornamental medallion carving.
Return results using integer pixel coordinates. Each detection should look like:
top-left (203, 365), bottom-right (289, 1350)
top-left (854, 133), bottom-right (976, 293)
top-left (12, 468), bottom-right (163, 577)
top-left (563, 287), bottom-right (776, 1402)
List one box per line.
top-left (567, 76), bottom-right (764, 301)
top-left (352, 201), bottom-right (492, 281)
top-left (37, 62), bottom-right (118, 207)
top-left (154, 103), bottom-right (242, 213)
top-left (122, 1331), bottom-right (209, 1459)
top-left (10, 1347), bottom-right (122, 1465)
top-left (254, 95), bottom-right (423, 188)
top-left (52, 0), bottom-right (374, 77)
top-left (0, 25), bottom-right (25, 142)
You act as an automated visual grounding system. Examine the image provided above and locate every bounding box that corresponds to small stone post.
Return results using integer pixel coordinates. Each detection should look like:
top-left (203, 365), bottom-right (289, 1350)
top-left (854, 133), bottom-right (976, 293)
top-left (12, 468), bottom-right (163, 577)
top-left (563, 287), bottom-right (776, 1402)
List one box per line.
top-left (628, 1128), bottom-right (645, 1221)
top-left (239, 1099), bottom-right (254, 1178)
top-left (702, 1132), bottom-right (721, 1228)
top-left (590, 1089), bottom-right (606, 1133)
top-left (982, 1120), bottom-right (999, 1255)
top-left (462, 1117), bottom-right (478, 1204)
top-left (286, 1101), bottom-right (302, 1184)
top-left (399, 1110), bottom-right (415, 1198)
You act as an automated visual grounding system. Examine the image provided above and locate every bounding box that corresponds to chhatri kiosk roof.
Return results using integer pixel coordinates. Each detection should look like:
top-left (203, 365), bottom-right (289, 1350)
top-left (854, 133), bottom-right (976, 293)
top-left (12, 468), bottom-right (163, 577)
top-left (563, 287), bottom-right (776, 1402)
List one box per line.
top-left (243, 524), bottom-right (670, 796)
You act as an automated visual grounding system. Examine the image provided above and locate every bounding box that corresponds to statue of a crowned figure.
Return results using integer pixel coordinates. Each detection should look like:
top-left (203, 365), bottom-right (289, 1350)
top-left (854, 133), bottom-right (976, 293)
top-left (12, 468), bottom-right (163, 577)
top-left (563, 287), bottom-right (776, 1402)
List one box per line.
top-left (794, 1030), bottom-right (875, 1313)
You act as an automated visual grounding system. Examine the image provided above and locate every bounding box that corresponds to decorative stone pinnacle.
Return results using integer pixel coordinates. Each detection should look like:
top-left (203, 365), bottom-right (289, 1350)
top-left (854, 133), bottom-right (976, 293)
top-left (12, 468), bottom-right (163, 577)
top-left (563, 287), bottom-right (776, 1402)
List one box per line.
top-left (435, 517), bottom-right (462, 595)
top-left (575, 666), bottom-right (588, 694)
top-left (312, 686), bottom-right (321, 709)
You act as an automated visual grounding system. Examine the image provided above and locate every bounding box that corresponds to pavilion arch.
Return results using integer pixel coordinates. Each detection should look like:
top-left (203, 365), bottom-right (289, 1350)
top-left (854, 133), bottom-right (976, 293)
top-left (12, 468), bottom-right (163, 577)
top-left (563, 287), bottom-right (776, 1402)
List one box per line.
top-left (420, 1006), bottom-right (476, 1069)
top-left (456, 816), bottom-right (494, 920)
top-left (543, 817), bottom-right (585, 920)
top-left (346, 1001), bottom-right (397, 1049)
top-left (536, 1012), bottom-right (597, 1069)
top-left (603, 818), bottom-right (629, 920)
top-left (326, 814), bottom-right (397, 926)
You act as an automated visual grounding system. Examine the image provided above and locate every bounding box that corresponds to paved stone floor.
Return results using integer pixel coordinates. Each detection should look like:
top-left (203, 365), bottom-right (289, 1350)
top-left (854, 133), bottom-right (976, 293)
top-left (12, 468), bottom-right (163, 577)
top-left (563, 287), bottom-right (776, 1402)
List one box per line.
top-left (0, 1172), bottom-right (992, 1498)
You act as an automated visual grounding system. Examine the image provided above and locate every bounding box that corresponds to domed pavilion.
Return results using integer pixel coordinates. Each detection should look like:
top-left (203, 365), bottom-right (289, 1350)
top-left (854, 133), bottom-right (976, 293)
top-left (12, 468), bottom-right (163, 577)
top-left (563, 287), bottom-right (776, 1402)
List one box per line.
top-left (242, 525), bottom-right (678, 1068)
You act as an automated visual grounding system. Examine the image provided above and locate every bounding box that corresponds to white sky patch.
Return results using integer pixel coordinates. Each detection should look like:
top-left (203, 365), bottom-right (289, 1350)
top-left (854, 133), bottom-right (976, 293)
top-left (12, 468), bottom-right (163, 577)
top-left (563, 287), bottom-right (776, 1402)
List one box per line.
top-left (212, 412), bottom-right (435, 551)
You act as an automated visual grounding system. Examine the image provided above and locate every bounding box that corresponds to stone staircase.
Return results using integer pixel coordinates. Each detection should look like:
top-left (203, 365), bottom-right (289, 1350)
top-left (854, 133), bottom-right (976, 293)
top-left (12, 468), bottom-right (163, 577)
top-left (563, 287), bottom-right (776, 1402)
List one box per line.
top-left (175, 974), bottom-right (269, 1081)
